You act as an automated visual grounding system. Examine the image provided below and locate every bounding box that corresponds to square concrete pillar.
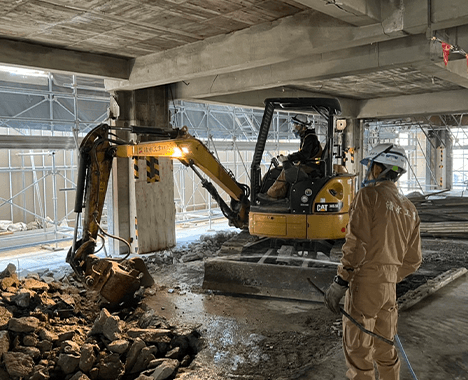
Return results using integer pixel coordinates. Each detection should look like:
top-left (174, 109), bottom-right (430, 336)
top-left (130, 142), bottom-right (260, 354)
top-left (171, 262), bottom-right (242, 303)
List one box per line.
top-left (110, 87), bottom-right (176, 254)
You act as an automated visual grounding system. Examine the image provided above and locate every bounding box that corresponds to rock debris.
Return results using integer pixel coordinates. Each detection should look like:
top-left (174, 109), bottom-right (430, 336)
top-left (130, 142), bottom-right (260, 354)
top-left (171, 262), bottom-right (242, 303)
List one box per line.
top-left (0, 264), bottom-right (202, 380)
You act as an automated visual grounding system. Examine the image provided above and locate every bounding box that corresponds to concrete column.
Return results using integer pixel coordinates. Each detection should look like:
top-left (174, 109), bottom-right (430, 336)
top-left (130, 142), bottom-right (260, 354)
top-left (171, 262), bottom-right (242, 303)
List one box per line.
top-left (111, 86), bottom-right (175, 254)
top-left (342, 118), bottom-right (361, 177)
top-left (430, 130), bottom-right (452, 191)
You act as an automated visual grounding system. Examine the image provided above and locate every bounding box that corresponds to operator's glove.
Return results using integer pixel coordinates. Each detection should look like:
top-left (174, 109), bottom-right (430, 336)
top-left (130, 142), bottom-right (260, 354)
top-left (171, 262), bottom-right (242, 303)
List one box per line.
top-left (277, 154), bottom-right (288, 163)
top-left (324, 277), bottom-right (348, 314)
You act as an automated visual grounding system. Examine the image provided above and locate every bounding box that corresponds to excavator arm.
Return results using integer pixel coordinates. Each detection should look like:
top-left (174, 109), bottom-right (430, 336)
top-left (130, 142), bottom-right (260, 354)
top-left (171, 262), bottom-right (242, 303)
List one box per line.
top-left (67, 124), bottom-right (250, 303)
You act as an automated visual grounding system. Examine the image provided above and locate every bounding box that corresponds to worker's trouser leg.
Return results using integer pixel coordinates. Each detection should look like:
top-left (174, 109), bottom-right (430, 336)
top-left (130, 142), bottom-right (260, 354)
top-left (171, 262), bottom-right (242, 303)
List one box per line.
top-left (267, 169), bottom-right (288, 199)
top-left (343, 281), bottom-right (400, 380)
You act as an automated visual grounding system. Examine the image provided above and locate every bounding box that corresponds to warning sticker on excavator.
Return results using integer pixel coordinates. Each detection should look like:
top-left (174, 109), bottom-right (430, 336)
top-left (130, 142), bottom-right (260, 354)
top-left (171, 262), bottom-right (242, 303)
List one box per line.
top-left (315, 202), bottom-right (343, 212)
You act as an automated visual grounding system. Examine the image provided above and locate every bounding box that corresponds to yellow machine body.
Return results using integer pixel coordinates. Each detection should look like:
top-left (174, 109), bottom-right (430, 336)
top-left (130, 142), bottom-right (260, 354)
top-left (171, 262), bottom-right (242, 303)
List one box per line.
top-left (249, 175), bottom-right (356, 240)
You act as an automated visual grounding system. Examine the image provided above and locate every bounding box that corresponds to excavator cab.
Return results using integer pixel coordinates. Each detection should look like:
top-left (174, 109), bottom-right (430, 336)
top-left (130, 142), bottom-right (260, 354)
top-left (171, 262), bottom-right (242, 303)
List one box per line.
top-left (248, 98), bottom-right (356, 252)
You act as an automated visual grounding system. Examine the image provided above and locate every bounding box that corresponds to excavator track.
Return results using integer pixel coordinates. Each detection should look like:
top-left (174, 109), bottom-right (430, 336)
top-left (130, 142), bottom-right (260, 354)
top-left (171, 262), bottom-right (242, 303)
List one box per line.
top-left (203, 231), bottom-right (340, 302)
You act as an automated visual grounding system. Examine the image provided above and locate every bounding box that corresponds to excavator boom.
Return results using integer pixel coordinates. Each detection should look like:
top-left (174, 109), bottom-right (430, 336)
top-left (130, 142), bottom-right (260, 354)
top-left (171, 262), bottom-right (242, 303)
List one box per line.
top-left (67, 124), bottom-right (250, 303)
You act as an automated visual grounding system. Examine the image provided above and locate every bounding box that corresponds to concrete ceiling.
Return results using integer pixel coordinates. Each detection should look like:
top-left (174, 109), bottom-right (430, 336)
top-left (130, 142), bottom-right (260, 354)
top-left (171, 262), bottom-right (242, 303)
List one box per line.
top-left (1, 0), bottom-right (468, 120)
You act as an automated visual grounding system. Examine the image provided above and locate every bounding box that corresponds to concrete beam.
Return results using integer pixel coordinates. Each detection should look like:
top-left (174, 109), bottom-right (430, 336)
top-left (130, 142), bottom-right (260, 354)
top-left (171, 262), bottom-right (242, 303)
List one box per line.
top-left (0, 38), bottom-right (130, 80)
top-left (294, 0), bottom-right (381, 26)
top-left (415, 59), bottom-right (468, 89)
top-left (357, 89), bottom-right (468, 119)
top-left (173, 34), bottom-right (431, 101)
top-left (105, 9), bottom-right (408, 92)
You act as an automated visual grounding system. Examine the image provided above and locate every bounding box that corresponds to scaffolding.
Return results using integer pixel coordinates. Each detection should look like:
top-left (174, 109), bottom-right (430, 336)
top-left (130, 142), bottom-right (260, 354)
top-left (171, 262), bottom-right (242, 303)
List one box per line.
top-left (364, 114), bottom-right (468, 194)
top-left (0, 70), bottom-right (109, 252)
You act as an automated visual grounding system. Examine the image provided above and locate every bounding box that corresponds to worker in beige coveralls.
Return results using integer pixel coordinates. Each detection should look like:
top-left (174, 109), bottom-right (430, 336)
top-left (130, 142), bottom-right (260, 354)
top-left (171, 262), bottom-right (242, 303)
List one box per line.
top-left (324, 143), bottom-right (422, 380)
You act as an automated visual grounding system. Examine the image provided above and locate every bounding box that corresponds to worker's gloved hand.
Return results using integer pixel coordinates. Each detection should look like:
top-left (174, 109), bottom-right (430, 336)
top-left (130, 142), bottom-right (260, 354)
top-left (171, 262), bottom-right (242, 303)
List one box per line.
top-left (324, 280), bottom-right (348, 314)
top-left (277, 154), bottom-right (288, 163)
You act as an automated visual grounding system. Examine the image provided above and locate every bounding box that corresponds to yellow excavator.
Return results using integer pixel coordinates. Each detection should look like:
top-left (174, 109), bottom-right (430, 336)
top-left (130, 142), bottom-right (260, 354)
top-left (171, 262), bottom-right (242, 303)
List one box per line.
top-left (67, 98), bottom-right (356, 303)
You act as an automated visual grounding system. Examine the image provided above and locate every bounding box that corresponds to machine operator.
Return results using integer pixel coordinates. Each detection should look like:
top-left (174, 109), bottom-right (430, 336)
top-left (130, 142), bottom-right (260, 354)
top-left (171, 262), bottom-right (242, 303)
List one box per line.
top-left (258, 114), bottom-right (322, 201)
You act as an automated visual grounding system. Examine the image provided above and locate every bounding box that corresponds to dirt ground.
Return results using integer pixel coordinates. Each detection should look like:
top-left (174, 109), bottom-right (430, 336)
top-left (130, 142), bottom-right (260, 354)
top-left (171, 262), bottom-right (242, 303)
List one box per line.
top-left (141, 234), bottom-right (468, 380)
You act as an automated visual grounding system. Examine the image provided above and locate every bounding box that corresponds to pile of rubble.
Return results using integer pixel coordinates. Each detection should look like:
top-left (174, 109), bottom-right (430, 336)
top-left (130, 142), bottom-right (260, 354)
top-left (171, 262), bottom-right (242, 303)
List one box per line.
top-left (144, 231), bottom-right (238, 266)
top-left (0, 264), bottom-right (201, 380)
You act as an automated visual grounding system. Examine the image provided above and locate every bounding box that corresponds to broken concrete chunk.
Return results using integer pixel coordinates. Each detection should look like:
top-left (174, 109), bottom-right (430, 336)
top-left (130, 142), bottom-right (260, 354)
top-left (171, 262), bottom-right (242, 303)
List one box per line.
top-left (15, 346), bottom-right (41, 360)
top-left (61, 340), bottom-right (80, 354)
top-left (0, 264), bottom-right (16, 279)
top-left (57, 353), bottom-right (80, 374)
top-left (23, 278), bottom-right (49, 292)
top-left (89, 308), bottom-right (123, 341)
top-left (39, 293), bottom-right (56, 308)
top-left (0, 331), bottom-right (10, 356)
top-left (79, 343), bottom-right (97, 373)
top-left (1, 275), bottom-right (19, 291)
top-left (23, 334), bottom-right (38, 347)
top-left (69, 371), bottom-right (91, 380)
top-left (125, 338), bottom-right (146, 372)
top-left (37, 340), bottom-right (53, 353)
top-left (180, 355), bottom-right (191, 367)
top-left (96, 353), bottom-right (125, 380)
top-left (12, 289), bottom-right (37, 308)
top-left (8, 317), bottom-right (39, 333)
top-left (127, 328), bottom-right (172, 343)
top-left (30, 366), bottom-right (50, 380)
top-left (57, 331), bottom-right (74, 342)
top-left (103, 315), bottom-right (123, 341)
top-left (130, 346), bottom-right (157, 374)
top-left (135, 375), bottom-right (153, 380)
top-left (147, 358), bottom-right (166, 369)
top-left (0, 306), bottom-right (12, 329)
top-left (107, 339), bottom-right (129, 354)
top-left (165, 346), bottom-right (180, 359)
top-left (3, 351), bottom-right (34, 378)
top-left (1, 292), bottom-right (15, 303)
top-left (38, 328), bottom-right (58, 342)
top-left (144, 359), bottom-right (179, 380)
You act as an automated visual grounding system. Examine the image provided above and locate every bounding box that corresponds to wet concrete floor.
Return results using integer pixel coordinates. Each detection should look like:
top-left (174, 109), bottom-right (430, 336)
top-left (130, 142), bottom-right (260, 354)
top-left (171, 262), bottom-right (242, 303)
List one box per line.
top-left (145, 268), bottom-right (468, 379)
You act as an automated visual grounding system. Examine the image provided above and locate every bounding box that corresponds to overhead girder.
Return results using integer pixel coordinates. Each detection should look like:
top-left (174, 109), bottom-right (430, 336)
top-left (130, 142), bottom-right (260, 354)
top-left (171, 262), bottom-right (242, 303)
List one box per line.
top-left (174, 31), bottom-right (468, 118)
top-left (0, 39), bottom-right (130, 80)
top-left (105, 8), bottom-right (410, 92)
top-left (358, 89), bottom-right (468, 119)
top-left (293, 0), bottom-right (382, 26)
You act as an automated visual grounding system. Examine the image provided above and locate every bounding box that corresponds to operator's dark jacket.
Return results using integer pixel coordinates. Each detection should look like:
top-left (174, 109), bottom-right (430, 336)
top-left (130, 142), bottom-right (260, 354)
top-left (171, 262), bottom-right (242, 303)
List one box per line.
top-left (287, 129), bottom-right (322, 164)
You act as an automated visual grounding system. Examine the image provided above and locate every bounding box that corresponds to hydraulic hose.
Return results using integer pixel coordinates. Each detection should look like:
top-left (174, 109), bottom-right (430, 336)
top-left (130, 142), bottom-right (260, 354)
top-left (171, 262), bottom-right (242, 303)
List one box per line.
top-left (307, 278), bottom-right (419, 379)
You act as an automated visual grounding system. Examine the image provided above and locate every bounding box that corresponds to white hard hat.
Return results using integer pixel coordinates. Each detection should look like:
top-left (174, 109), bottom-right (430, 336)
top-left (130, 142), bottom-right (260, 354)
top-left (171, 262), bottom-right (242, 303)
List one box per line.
top-left (361, 143), bottom-right (407, 175)
top-left (292, 114), bottom-right (310, 125)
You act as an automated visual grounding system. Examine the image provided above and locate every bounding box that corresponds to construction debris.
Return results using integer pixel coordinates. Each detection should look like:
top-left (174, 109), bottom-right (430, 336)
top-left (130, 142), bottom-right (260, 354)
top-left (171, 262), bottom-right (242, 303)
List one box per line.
top-left (407, 192), bottom-right (468, 238)
top-left (0, 264), bottom-right (201, 380)
top-left (143, 231), bottom-right (238, 266)
top-left (398, 267), bottom-right (468, 311)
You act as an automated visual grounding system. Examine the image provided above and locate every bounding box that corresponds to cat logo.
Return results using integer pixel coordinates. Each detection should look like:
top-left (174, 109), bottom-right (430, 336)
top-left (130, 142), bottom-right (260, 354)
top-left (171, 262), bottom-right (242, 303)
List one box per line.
top-left (316, 204), bottom-right (328, 212)
top-left (315, 202), bottom-right (343, 213)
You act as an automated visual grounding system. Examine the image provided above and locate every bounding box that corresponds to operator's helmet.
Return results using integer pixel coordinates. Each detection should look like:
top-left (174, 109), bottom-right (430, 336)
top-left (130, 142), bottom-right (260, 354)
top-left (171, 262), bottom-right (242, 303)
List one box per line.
top-left (361, 143), bottom-right (407, 184)
top-left (291, 114), bottom-right (312, 135)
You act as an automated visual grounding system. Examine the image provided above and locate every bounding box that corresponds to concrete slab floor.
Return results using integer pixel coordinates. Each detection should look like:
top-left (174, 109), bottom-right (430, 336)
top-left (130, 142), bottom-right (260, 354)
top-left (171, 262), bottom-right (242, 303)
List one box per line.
top-left (145, 266), bottom-right (468, 380)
